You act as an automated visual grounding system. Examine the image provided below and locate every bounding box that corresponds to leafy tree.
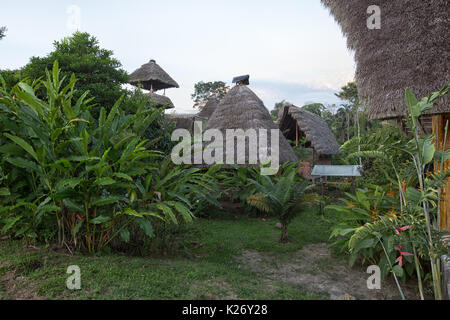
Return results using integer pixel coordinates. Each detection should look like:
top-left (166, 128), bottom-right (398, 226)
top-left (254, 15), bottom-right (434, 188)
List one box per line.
top-left (335, 82), bottom-right (358, 105)
top-left (302, 103), bottom-right (326, 117)
top-left (0, 26), bottom-right (6, 40)
top-left (21, 32), bottom-right (128, 116)
top-left (271, 100), bottom-right (290, 120)
top-left (0, 69), bottom-right (22, 89)
top-left (191, 81), bottom-right (229, 108)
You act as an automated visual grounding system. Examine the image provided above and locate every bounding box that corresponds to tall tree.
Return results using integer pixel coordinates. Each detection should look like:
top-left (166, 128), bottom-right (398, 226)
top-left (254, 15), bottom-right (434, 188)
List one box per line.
top-left (336, 82), bottom-right (361, 163)
top-left (191, 81), bottom-right (229, 108)
top-left (302, 103), bottom-right (326, 117)
top-left (21, 32), bottom-right (128, 115)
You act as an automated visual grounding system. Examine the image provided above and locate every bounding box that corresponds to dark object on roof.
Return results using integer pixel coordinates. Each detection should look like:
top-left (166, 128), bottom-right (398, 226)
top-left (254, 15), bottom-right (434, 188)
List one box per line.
top-left (129, 59), bottom-right (179, 92)
top-left (146, 92), bottom-right (174, 109)
top-left (197, 98), bottom-right (219, 120)
top-left (278, 105), bottom-right (340, 156)
top-left (321, 0), bottom-right (449, 120)
top-left (232, 75), bottom-right (250, 86)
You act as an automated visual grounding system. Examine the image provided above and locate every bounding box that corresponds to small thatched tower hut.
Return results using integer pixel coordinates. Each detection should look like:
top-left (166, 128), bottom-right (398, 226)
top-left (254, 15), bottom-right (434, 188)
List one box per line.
top-left (321, 0), bottom-right (450, 230)
top-left (129, 59), bottom-right (179, 110)
top-left (278, 105), bottom-right (340, 165)
top-left (129, 59), bottom-right (179, 92)
top-left (201, 84), bottom-right (298, 168)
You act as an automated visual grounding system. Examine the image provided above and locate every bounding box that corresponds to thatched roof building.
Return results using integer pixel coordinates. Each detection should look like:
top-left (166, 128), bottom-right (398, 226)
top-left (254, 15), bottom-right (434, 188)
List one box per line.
top-left (165, 113), bottom-right (202, 134)
top-left (321, 0), bottom-right (449, 121)
top-left (202, 85), bottom-right (298, 166)
top-left (129, 59), bottom-right (179, 92)
top-left (197, 98), bottom-right (219, 120)
top-left (147, 92), bottom-right (174, 109)
top-left (278, 105), bottom-right (340, 157)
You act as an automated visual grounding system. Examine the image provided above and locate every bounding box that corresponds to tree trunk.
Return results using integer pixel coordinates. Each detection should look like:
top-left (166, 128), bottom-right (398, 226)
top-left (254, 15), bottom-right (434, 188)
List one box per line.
top-left (280, 223), bottom-right (288, 243)
top-left (346, 112), bottom-right (350, 141)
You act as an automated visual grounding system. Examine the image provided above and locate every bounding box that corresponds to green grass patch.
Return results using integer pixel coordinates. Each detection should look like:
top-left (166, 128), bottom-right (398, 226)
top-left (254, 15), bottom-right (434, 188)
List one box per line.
top-left (0, 208), bottom-right (338, 300)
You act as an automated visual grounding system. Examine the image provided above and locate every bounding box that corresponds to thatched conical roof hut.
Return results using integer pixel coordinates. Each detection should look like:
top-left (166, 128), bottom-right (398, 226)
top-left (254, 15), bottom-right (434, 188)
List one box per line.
top-left (321, 0), bottom-right (449, 121)
top-left (147, 92), bottom-right (174, 109)
top-left (201, 85), bottom-right (298, 167)
top-left (197, 98), bottom-right (219, 120)
top-left (278, 105), bottom-right (340, 158)
top-left (129, 59), bottom-right (179, 92)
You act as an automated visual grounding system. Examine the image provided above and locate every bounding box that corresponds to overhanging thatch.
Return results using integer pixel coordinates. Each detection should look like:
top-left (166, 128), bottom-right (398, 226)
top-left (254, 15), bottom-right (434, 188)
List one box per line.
top-left (147, 92), bottom-right (174, 109)
top-left (201, 85), bottom-right (298, 166)
top-left (278, 105), bottom-right (340, 156)
top-left (197, 98), bottom-right (219, 120)
top-left (321, 0), bottom-right (450, 120)
top-left (129, 59), bottom-right (179, 92)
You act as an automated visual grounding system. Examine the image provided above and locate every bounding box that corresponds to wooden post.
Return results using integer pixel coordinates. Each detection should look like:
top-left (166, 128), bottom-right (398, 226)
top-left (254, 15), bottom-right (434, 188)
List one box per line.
top-left (432, 114), bottom-right (450, 233)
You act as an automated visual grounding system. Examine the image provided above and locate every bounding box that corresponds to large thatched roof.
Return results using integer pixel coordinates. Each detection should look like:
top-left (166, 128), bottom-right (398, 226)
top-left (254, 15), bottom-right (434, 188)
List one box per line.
top-left (278, 105), bottom-right (340, 156)
top-left (197, 98), bottom-right (219, 120)
top-left (321, 0), bottom-right (450, 120)
top-left (202, 85), bottom-right (298, 166)
top-left (129, 59), bottom-right (179, 92)
top-left (147, 92), bottom-right (174, 109)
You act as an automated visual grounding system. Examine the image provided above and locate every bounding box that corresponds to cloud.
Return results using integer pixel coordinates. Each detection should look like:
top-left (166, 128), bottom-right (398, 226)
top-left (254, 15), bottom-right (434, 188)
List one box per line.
top-left (251, 79), bottom-right (348, 111)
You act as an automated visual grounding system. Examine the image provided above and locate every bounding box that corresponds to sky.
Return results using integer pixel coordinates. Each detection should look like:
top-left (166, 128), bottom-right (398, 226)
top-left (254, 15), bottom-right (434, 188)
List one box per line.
top-left (0, 0), bottom-right (356, 114)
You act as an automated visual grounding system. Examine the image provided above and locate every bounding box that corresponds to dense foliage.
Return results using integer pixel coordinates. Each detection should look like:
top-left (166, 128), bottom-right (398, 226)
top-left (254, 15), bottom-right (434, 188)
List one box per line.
top-left (340, 125), bottom-right (412, 186)
top-left (328, 84), bottom-right (450, 300)
top-left (0, 62), bottom-right (215, 253)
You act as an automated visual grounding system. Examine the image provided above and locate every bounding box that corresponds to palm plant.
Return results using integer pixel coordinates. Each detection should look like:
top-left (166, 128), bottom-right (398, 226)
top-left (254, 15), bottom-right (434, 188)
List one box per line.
top-left (246, 164), bottom-right (317, 242)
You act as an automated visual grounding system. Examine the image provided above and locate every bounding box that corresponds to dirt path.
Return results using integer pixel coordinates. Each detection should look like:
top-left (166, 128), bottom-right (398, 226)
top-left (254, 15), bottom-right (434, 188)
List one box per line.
top-left (0, 269), bottom-right (43, 300)
top-left (238, 243), bottom-right (420, 300)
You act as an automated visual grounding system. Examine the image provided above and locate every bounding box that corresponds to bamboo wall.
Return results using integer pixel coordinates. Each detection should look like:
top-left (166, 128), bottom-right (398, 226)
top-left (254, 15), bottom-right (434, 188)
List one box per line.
top-left (432, 115), bottom-right (450, 233)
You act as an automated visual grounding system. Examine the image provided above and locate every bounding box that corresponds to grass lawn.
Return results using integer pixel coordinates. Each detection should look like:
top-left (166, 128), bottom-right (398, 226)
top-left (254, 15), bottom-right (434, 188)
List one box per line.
top-left (0, 209), bottom-right (340, 300)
